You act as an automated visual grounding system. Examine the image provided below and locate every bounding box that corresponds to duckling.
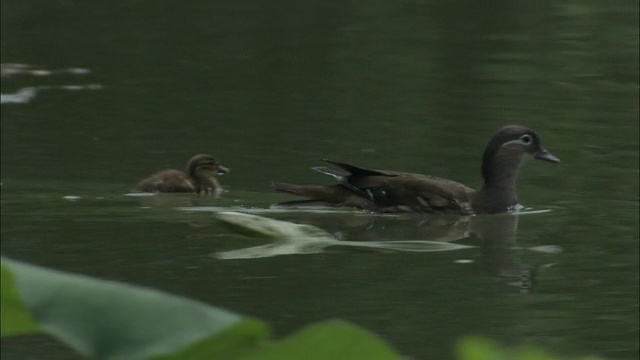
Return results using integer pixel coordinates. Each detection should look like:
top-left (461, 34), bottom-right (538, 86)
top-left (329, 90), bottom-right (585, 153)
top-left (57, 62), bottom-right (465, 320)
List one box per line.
top-left (137, 154), bottom-right (229, 194)
top-left (272, 125), bottom-right (559, 214)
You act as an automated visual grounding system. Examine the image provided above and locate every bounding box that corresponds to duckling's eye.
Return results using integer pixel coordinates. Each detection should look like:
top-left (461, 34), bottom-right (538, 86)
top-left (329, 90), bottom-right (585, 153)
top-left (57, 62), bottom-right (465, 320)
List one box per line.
top-left (520, 134), bottom-right (532, 144)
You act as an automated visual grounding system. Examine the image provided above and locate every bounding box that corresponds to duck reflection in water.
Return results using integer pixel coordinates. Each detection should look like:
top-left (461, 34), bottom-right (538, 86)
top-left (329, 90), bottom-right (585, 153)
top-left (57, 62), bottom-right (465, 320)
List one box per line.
top-left (213, 210), bottom-right (559, 293)
top-left (468, 212), bottom-right (558, 293)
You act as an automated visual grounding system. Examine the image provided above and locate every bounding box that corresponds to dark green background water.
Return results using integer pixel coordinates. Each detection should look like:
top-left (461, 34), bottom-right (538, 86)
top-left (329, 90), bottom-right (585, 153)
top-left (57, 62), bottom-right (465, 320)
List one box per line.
top-left (1, 1), bottom-right (638, 359)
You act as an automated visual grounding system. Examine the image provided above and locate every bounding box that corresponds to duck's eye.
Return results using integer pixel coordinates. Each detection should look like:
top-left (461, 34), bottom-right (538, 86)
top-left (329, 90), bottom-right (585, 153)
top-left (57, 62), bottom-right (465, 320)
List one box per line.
top-left (520, 134), bottom-right (532, 144)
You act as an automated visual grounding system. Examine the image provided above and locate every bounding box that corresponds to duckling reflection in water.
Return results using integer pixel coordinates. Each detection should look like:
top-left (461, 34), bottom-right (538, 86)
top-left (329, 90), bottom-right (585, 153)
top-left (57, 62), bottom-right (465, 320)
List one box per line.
top-left (137, 154), bottom-right (229, 195)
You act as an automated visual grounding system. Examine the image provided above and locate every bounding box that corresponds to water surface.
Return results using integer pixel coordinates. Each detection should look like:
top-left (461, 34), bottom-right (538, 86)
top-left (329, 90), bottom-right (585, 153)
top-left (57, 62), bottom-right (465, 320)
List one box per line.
top-left (1, 1), bottom-right (638, 359)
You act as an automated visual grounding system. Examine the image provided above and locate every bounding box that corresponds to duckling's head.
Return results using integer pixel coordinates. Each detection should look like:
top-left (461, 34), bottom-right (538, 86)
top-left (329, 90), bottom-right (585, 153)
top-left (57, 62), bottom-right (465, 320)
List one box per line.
top-left (187, 154), bottom-right (230, 180)
top-left (481, 125), bottom-right (559, 184)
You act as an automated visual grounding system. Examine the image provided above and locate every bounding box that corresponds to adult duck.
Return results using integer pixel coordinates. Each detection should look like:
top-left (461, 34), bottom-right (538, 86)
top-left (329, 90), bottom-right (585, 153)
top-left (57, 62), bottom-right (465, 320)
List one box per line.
top-left (272, 125), bottom-right (559, 214)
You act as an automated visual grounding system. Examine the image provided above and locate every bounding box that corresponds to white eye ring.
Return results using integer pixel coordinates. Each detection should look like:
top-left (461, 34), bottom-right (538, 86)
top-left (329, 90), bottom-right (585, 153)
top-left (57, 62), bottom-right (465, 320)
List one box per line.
top-left (520, 134), bottom-right (532, 144)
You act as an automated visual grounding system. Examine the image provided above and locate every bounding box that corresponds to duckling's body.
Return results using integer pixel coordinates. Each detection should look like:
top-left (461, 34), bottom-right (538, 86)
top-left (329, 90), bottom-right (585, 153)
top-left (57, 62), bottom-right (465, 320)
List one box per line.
top-left (137, 154), bottom-right (229, 194)
top-left (273, 125), bottom-right (560, 215)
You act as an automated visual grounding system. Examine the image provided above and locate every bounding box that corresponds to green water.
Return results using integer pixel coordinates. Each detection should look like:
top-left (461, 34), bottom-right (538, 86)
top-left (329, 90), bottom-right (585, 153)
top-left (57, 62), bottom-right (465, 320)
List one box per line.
top-left (1, 1), bottom-right (638, 359)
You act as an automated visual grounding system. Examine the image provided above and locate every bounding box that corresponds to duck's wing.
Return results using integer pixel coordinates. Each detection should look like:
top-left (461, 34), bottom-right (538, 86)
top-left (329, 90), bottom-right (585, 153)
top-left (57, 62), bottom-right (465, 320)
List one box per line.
top-left (348, 173), bottom-right (475, 214)
top-left (314, 160), bottom-right (403, 200)
top-left (272, 160), bottom-right (390, 210)
top-left (311, 165), bottom-right (373, 199)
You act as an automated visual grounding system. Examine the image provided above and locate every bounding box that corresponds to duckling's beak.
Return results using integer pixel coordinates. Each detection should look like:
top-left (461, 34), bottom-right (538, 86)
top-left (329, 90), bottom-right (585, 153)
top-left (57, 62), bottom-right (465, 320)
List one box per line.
top-left (535, 148), bottom-right (560, 163)
top-left (217, 165), bottom-right (230, 175)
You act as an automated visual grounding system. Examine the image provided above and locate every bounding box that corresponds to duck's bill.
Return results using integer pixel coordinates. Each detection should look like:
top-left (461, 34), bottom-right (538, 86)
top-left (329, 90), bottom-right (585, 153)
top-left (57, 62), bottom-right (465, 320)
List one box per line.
top-left (535, 149), bottom-right (560, 163)
top-left (218, 165), bottom-right (231, 175)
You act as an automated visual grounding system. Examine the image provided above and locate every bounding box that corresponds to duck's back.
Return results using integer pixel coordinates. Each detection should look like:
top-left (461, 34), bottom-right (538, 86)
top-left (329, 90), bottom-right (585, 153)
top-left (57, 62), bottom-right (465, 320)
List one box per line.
top-left (274, 160), bottom-right (476, 214)
top-left (137, 169), bottom-right (195, 193)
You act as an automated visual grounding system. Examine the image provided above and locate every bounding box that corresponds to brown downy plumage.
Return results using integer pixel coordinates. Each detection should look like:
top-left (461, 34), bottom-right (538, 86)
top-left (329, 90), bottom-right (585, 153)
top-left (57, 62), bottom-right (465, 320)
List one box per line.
top-left (272, 125), bottom-right (560, 215)
top-left (137, 154), bottom-right (230, 194)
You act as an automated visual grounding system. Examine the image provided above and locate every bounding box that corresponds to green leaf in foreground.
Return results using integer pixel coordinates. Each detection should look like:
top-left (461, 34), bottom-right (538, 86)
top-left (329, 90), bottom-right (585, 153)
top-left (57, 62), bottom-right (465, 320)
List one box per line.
top-left (1, 257), bottom-right (267, 359)
top-left (2, 257), bottom-right (403, 360)
top-left (455, 336), bottom-right (604, 360)
top-left (2, 257), bottom-right (603, 360)
top-left (1, 262), bottom-right (40, 336)
top-left (241, 319), bottom-right (402, 360)
top-left (168, 319), bottom-right (402, 360)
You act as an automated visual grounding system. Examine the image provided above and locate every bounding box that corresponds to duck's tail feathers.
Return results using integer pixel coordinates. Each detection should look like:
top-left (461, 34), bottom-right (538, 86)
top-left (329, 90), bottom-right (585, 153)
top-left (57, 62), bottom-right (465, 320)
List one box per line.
top-left (314, 166), bottom-right (370, 197)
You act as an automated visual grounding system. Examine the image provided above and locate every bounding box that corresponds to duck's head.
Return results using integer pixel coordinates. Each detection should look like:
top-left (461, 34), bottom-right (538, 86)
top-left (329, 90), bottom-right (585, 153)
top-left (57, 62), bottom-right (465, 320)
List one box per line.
top-left (481, 125), bottom-right (559, 185)
top-left (187, 154), bottom-right (230, 179)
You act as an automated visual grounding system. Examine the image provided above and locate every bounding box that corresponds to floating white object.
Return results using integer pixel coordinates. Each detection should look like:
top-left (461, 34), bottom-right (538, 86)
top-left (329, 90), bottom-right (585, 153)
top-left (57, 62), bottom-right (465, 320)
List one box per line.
top-left (1, 87), bottom-right (37, 104)
top-left (213, 211), bottom-right (474, 260)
